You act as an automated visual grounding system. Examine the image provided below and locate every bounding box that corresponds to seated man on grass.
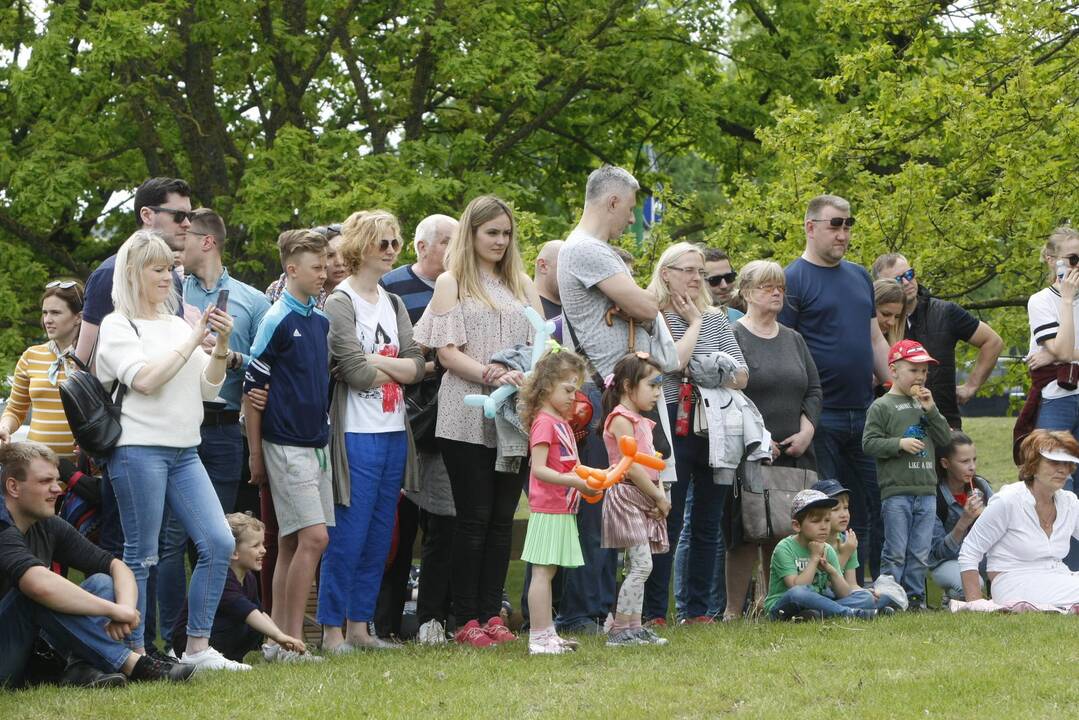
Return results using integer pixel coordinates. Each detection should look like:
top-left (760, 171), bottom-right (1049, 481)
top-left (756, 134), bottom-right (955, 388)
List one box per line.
top-left (764, 490), bottom-right (888, 621)
top-left (0, 441), bottom-right (193, 687)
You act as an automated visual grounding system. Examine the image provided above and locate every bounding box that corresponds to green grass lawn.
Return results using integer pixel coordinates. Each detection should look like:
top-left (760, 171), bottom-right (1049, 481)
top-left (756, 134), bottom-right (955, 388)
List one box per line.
top-left (7, 418), bottom-right (1047, 718)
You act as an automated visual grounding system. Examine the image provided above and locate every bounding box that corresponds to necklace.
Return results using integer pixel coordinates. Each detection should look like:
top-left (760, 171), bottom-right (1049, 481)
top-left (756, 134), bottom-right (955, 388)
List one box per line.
top-left (1036, 502), bottom-right (1057, 534)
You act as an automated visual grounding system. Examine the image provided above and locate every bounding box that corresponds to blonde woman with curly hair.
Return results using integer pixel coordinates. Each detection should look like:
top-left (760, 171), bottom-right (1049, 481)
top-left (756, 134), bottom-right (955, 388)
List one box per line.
top-left (413, 195), bottom-right (544, 647)
top-left (318, 209), bottom-right (425, 652)
top-left (640, 242), bottom-right (747, 625)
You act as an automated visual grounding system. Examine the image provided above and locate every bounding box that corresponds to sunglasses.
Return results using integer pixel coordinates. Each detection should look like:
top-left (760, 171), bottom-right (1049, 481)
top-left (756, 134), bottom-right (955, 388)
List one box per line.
top-left (893, 268), bottom-right (916, 284)
top-left (812, 216), bottom-right (856, 228)
top-left (707, 271), bottom-right (737, 287)
top-left (148, 206), bottom-right (196, 224)
top-left (46, 280), bottom-right (79, 290)
top-left (313, 223), bottom-right (343, 239)
top-left (1053, 254), bottom-right (1079, 267)
top-left (378, 237), bottom-right (402, 252)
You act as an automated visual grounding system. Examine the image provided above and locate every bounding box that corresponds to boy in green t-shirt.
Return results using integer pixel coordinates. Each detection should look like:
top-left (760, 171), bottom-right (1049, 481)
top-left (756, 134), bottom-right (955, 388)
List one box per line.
top-left (862, 340), bottom-right (952, 609)
top-left (765, 490), bottom-right (881, 621)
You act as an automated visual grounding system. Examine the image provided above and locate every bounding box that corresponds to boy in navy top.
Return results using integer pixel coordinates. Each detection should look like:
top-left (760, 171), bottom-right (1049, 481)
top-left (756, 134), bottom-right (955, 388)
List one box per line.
top-left (243, 229), bottom-right (332, 660)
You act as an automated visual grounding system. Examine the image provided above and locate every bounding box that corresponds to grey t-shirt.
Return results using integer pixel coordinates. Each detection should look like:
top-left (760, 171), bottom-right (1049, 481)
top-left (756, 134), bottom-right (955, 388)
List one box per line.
top-left (557, 229), bottom-right (649, 377)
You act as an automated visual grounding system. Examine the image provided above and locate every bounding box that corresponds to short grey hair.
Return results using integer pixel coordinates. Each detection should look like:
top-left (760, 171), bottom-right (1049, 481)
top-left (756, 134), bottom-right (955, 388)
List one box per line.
top-left (111, 229), bottom-right (178, 319)
top-left (413, 214), bottom-right (458, 254)
top-left (585, 165), bottom-right (639, 204)
top-left (804, 194), bottom-right (851, 224)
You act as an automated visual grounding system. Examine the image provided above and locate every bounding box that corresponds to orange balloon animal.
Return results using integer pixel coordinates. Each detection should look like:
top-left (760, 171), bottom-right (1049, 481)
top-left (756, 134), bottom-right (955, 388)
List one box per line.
top-left (575, 435), bottom-right (666, 504)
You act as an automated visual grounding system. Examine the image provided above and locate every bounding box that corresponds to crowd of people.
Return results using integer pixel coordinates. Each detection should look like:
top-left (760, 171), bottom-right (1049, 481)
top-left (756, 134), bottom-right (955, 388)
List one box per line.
top-left (4, 167), bottom-right (1079, 687)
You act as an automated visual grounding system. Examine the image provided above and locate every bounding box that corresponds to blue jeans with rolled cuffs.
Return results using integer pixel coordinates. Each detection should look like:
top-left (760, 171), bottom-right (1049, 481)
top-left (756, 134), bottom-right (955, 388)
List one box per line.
top-left (107, 444), bottom-right (234, 649)
top-left (769, 584), bottom-right (876, 620)
top-left (0, 573), bottom-right (131, 688)
top-left (318, 431), bottom-right (407, 626)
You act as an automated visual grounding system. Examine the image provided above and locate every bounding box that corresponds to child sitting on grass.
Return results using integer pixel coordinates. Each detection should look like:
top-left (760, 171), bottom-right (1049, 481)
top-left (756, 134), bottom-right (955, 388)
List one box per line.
top-left (765, 490), bottom-right (883, 621)
top-left (930, 431), bottom-right (992, 601)
top-left (172, 514), bottom-right (309, 663)
top-left (862, 340), bottom-right (952, 609)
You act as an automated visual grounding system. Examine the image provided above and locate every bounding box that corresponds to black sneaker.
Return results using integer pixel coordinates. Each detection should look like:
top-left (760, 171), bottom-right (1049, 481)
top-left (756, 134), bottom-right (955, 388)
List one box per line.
top-left (877, 606), bottom-right (896, 618)
top-left (796, 609), bottom-right (824, 622)
top-left (60, 659), bottom-right (128, 689)
top-left (145, 645), bottom-right (175, 664)
top-left (130, 654), bottom-right (196, 683)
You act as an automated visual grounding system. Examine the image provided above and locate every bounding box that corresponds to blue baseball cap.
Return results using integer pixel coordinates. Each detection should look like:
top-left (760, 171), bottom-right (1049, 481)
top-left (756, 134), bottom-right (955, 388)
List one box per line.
top-left (811, 479), bottom-right (851, 499)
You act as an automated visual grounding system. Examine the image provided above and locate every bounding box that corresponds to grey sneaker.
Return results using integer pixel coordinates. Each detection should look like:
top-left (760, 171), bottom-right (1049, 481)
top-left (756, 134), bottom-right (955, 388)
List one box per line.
top-left (275, 649), bottom-right (325, 664)
top-left (605, 628), bottom-right (646, 647)
top-left (417, 619), bottom-right (447, 646)
top-left (633, 627), bottom-right (669, 646)
top-left (261, 643), bottom-right (279, 662)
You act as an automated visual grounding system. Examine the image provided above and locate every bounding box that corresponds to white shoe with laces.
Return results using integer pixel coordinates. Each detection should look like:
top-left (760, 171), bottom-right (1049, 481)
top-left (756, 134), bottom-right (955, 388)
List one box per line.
top-left (180, 646), bottom-right (252, 672)
top-left (417, 619), bottom-right (448, 645)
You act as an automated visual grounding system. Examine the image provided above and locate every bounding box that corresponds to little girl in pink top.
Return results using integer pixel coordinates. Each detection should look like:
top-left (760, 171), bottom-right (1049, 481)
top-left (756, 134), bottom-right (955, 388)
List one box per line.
top-left (600, 352), bottom-right (672, 647)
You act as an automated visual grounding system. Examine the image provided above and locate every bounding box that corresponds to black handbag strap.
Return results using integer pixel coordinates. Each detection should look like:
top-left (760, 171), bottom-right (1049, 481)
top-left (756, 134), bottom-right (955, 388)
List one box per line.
top-left (562, 312), bottom-right (606, 389)
top-left (63, 317), bottom-right (140, 406)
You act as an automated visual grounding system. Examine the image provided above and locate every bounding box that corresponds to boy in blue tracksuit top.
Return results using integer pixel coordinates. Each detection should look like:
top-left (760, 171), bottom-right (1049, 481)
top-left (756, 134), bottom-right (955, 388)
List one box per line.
top-left (243, 229), bottom-right (331, 663)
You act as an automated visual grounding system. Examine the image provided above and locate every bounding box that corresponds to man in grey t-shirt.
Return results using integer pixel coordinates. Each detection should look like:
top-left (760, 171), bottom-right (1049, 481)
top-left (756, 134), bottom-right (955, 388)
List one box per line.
top-left (555, 166), bottom-right (660, 634)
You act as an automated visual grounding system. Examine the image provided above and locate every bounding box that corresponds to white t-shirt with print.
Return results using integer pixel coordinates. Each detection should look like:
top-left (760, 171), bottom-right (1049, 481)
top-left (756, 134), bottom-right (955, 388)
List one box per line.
top-left (1028, 286), bottom-right (1079, 400)
top-left (339, 283), bottom-right (407, 432)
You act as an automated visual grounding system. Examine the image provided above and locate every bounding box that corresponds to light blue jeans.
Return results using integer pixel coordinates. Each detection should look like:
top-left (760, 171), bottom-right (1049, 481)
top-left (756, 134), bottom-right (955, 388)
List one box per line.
top-left (880, 494), bottom-right (936, 599)
top-left (107, 445), bottom-right (234, 649)
top-left (769, 584), bottom-right (875, 619)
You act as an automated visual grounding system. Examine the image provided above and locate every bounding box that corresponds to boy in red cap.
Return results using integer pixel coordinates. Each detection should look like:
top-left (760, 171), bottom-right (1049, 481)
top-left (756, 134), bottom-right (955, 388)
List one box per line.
top-left (862, 340), bottom-right (952, 608)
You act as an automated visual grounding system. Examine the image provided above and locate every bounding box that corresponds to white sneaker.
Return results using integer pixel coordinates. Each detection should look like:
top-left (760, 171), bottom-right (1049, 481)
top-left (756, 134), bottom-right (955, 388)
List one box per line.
top-left (417, 619), bottom-right (447, 645)
top-left (275, 649), bottom-right (325, 664)
top-left (528, 632), bottom-right (569, 655)
top-left (180, 646), bottom-right (252, 672)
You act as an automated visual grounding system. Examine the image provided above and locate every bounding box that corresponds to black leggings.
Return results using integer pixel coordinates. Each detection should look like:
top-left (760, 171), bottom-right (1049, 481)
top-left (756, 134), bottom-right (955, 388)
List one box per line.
top-left (438, 439), bottom-right (524, 624)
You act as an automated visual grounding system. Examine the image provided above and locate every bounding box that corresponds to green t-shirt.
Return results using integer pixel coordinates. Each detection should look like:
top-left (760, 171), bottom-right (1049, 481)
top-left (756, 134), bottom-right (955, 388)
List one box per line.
top-left (764, 535), bottom-right (841, 613)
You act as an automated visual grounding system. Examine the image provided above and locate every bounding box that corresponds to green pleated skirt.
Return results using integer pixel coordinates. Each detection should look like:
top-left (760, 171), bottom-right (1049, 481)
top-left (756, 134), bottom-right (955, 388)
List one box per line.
top-left (521, 512), bottom-right (585, 568)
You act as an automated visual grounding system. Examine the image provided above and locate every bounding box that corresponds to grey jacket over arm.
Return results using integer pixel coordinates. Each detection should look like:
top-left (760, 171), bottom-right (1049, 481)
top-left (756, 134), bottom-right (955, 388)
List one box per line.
top-left (325, 287), bottom-right (426, 506)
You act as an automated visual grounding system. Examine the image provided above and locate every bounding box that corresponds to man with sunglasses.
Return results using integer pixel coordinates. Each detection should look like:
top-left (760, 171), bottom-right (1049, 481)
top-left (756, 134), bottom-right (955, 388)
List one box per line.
top-left (150, 208), bottom-right (272, 654)
top-left (703, 248), bottom-right (743, 319)
top-left (778, 194), bottom-right (890, 582)
top-left (72, 177), bottom-right (192, 665)
top-left (871, 253), bottom-right (1003, 429)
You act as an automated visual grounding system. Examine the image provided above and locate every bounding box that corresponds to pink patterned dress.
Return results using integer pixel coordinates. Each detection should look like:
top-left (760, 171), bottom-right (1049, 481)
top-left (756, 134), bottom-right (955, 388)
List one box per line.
top-left (600, 405), bottom-right (669, 553)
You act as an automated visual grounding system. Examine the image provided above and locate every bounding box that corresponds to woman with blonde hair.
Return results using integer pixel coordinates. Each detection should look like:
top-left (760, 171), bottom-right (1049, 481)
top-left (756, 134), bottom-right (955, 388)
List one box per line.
top-left (724, 259), bottom-right (822, 620)
top-left (873, 279), bottom-right (908, 346)
top-left (95, 230), bottom-right (242, 671)
top-left (640, 242), bottom-right (747, 625)
top-left (413, 195), bottom-right (544, 647)
top-left (318, 209), bottom-right (425, 652)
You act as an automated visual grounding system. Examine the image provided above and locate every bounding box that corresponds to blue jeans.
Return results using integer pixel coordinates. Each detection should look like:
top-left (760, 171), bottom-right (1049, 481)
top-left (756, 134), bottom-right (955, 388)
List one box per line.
top-left (880, 494), bottom-right (936, 599)
top-left (557, 382), bottom-right (618, 630)
top-left (156, 423), bottom-right (243, 646)
top-left (673, 480), bottom-right (728, 618)
top-left (107, 445), bottom-right (234, 649)
top-left (1035, 394), bottom-right (1079, 570)
top-left (318, 431), bottom-right (406, 625)
top-left (813, 407), bottom-right (883, 581)
top-left (645, 403), bottom-right (727, 620)
top-left (768, 584), bottom-right (875, 620)
top-left (0, 573), bottom-right (131, 687)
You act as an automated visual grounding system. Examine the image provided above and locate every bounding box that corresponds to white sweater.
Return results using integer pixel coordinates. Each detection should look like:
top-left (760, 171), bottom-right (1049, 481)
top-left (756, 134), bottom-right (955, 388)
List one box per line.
top-left (958, 481), bottom-right (1079, 574)
top-left (95, 313), bottom-right (223, 448)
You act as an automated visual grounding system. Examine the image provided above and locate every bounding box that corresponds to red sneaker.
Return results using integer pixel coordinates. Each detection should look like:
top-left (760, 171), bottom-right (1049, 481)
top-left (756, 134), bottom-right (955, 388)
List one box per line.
top-left (643, 617), bottom-right (667, 629)
top-left (455, 619), bottom-right (495, 648)
top-left (679, 615), bottom-right (715, 625)
top-left (483, 616), bottom-right (516, 644)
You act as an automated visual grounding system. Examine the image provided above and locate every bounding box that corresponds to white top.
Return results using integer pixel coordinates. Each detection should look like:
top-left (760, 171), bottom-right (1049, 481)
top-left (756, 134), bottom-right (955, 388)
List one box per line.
top-left (1027, 286), bottom-right (1079, 399)
top-left (958, 481), bottom-right (1079, 574)
top-left (96, 313), bottom-right (223, 448)
top-left (338, 283), bottom-right (406, 434)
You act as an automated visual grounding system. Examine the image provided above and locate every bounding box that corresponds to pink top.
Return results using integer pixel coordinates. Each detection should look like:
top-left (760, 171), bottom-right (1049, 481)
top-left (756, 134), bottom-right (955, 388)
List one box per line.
top-left (602, 404), bottom-right (660, 484)
top-left (527, 410), bottom-right (580, 514)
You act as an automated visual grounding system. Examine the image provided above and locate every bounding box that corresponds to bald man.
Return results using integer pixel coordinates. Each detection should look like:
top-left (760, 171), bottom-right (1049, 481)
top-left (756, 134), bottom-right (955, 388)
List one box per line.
top-left (534, 240), bottom-right (564, 320)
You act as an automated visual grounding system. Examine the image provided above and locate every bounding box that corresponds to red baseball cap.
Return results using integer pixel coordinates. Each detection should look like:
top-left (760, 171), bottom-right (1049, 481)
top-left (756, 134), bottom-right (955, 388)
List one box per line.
top-left (888, 339), bottom-right (938, 365)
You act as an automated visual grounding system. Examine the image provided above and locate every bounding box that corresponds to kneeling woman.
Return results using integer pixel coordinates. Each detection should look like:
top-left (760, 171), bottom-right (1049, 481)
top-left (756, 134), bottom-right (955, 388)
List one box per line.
top-left (959, 429), bottom-right (1079, 607)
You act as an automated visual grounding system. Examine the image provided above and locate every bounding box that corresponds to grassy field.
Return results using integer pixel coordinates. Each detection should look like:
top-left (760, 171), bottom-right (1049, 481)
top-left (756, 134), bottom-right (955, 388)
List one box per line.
top-left (6, 417), bottom-right (1049, 719)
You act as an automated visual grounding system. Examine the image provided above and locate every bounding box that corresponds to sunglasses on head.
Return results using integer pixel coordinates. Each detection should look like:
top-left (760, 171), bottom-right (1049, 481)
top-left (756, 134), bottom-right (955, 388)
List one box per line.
top-left (378, 237), bottom-right (402, 252)
top-left (46, 280), bottom-right (79, 290)
top-left (707, 271), bottom-right (737, 287)
top-left (893, 268), bottom-right (916, 284)
top-left (148, 206), bottom-right (196, 224)
top-left (813, 216), bottom-right (856, 228)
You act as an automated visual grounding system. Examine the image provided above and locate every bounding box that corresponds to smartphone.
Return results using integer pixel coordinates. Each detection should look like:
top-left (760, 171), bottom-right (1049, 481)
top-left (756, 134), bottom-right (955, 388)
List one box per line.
top-left (1057, 259), bottom-right (1067, 282)
top-left (215, 289), bottom-right (229, 312)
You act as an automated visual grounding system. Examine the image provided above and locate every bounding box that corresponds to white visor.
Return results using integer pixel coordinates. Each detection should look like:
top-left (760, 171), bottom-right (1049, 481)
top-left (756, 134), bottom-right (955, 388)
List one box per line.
top-left (1040, 449), bottom-right (1079, 464)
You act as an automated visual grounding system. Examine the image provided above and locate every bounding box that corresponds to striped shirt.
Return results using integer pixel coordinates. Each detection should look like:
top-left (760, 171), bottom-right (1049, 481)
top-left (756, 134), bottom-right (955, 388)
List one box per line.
top-left (379, 264), bottom-right (435, 325)
top-left (661, 310), bottom-right (746, 405)
top-left (2, 344), bottom-right (76, 458)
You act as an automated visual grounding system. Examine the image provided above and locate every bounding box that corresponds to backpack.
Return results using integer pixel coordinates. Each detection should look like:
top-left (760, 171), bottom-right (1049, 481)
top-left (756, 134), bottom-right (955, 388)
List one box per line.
top-left (57, 467), bottom-right (101, 541)
top-left (58, 320), bottom-right (138, 458)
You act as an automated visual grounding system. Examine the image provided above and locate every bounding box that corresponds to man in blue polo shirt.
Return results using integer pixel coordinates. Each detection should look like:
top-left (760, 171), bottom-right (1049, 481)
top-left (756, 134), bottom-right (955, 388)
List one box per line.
top-left (375, 213), bottom-right (457, 642)
top-left (154, 208), bottom-right (271, 652)
top-left (779, 194), bottom-right (890, 582)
